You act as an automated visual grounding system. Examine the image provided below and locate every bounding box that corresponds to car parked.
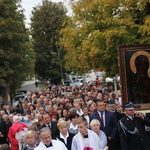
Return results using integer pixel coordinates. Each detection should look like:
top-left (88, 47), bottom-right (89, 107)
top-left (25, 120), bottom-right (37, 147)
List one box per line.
top-left (87, 79), bottom-right (102, 91)
top-left (64, 80), bottom-right (74, 86)
top-left (12, 93), bottom-right (25, 106)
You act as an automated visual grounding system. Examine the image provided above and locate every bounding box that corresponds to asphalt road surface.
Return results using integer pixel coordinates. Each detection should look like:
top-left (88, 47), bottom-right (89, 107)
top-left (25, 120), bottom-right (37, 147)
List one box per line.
top-left (20, 80), bottom-right (42, 92)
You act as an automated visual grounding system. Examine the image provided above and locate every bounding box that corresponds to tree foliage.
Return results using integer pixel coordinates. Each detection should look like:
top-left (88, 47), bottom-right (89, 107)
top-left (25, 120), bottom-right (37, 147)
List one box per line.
top-left (60, 0), bottom-right (150, 76)
top-left (31, 0), bottom-right (67, 84)
top-left (0, 0), bottom-right (35, 101)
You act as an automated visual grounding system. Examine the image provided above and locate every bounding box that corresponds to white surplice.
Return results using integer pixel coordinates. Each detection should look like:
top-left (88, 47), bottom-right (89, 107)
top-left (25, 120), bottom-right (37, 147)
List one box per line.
top-left (71, 129), bottom-right (100, 150)
top-left (34, 139), bottom-right (68, 150)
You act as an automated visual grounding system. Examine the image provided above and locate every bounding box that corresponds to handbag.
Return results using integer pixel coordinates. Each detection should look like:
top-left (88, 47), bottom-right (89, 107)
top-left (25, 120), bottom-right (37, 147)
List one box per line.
top-left (15, 131), bottom-right (26, 141)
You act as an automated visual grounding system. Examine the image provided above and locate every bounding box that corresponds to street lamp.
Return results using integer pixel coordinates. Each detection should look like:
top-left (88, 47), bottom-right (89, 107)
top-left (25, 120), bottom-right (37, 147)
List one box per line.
top-left (105, 76), bottom-right (119, 98)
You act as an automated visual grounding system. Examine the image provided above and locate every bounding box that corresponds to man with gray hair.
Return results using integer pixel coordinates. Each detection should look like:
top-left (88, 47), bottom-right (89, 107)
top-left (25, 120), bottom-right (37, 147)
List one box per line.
top-left (35, 127), bottom-right (67, 150)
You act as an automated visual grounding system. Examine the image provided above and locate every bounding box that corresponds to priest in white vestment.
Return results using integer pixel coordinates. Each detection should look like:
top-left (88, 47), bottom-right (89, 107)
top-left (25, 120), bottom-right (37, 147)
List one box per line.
top-left (35, 127), bottom-right (68, 150)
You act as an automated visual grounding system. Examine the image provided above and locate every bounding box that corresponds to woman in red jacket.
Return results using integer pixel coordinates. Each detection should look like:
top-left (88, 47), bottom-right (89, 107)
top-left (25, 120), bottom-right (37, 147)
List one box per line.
top-left (8, 115), bottom-right (28, 150)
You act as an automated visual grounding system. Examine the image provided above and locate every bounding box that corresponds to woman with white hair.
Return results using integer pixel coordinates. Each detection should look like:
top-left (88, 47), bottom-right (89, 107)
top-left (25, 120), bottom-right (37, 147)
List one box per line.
top-left (90, 119), bottom-right (108, 150)
top-left (8, 115), bottom-right (28, 150)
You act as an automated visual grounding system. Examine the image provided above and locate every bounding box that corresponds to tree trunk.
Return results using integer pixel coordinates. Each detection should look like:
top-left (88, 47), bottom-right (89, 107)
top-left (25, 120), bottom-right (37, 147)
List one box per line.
top-left (0, 83), bottom-right (10, 106)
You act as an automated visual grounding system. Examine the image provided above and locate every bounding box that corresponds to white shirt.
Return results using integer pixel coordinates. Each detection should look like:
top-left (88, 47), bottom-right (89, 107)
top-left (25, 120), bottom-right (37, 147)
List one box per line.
top-left (84, 115), bottom-right (90, 127)
top-left (76, 109), bottom-right (83, 116)
top-left (28, 118), bottom-right (38, 126)
top-left (60, 132), bottom-right (69, 144)
top-left (45, 123), bottom-right (51, 128)
top-left (69, 122), bottom-right (78, 130)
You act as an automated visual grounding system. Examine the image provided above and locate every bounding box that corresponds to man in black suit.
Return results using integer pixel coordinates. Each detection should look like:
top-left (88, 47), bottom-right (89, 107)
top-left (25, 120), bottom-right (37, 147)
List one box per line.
top-left (118, 102), bottom-right (150, 150)
top-left (39, 113), bottom-right (59, 139)
top-left (90, 99), bottom-right (118, 150)
top-left (5, 105), bottom-right (13, 115)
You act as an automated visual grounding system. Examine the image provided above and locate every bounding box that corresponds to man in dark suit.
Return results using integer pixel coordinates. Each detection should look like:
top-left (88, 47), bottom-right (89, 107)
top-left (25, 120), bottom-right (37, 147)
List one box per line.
top-left (118, 102), bottom-right (150, 150)
top-left (5, 105), bottom-right (13, 115)
top-left (90, 99), bottom-right (118, 150)
top-left (39, 113), bottom-right (59, 139)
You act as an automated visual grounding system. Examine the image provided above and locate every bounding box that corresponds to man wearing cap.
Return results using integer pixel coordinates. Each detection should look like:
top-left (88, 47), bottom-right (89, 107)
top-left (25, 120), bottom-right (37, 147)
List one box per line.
top-left (107, 99), bottom-right (116, 112)
top-left (107, 99), bottom-right (124, 150)
top-left (118, 102), bottom-right (150, 150)
top-left (107, 99), bottom-right (124, 121)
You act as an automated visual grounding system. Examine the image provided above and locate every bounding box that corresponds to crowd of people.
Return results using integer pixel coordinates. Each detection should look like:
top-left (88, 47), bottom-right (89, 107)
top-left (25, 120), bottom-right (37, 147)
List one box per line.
top-left (0, 84), bottom-right (150, 150)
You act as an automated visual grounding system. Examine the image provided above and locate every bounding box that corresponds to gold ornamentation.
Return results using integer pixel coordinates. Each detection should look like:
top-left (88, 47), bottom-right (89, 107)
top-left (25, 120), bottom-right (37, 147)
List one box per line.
top-left (130, 51), bottom-right (150, 78)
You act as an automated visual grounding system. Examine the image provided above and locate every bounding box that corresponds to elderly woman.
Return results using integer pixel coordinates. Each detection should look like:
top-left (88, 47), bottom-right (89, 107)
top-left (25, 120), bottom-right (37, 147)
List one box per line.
top-left (23, 130), bottom-right (38, 150)
top-left (57, 120), bottom-right (74, 150)
top-left (8, 115), bottom-right (28, 150)
top-left (90, 119), bottom-right (108, 150)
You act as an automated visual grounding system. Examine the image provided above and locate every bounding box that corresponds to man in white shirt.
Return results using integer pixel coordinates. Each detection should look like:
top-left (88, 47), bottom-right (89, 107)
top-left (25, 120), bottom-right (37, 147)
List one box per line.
top-left (35, 127), bottom-right (67, 150)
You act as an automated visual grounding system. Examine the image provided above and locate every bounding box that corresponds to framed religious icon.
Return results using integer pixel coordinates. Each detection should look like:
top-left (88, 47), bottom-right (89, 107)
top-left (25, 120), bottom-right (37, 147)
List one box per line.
top-left (118, 44), bottom-right (150, 110)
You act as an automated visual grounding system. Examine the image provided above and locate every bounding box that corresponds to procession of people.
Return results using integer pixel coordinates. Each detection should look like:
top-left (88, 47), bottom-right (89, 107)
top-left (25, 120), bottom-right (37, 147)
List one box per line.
top-left (0, 84), bottom-right (150, 150)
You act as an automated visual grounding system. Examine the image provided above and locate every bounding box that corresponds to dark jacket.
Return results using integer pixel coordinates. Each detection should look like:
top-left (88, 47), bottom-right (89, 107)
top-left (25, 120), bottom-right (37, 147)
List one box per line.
top-left (6, 121), bottom-right (13, 135)
top-left (118, 115), bottom-right (150, 150)
top-left (0, 118), bottom-right (7, 144)
top-left (57, 132), bottom-right (74, 150)
top-left (5, 110), bottom-right (13, 115)
top-left (90, 110), bottom-right (118, 140)
top-left (39, 121), bottom-right (59, 139)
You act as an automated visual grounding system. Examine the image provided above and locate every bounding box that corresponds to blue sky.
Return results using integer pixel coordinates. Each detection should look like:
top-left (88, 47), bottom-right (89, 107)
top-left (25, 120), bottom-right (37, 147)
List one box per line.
top-left (21, 0), bottom-right (69, 26)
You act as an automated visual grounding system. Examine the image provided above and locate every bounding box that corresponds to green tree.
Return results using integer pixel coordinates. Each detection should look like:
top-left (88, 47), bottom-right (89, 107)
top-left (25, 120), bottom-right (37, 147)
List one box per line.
top-left (31, 0), bottom-right (67, 84)
top-left (60, 0), bottom-right (150, 76)
top-left (0, 0), bottom-right (35, 104)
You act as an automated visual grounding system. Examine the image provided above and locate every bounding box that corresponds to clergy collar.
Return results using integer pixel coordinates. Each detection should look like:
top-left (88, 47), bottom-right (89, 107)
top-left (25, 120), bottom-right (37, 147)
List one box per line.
top-left (83, 134), bottom-right (88, 138)
top-left (45, 142), bottom-right (53, 148)
top-left (82, 131), bottom-right (88, 138)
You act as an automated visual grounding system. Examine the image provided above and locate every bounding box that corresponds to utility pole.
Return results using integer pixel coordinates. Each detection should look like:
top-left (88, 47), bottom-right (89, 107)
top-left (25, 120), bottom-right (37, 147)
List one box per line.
top-left (57, 48), bottom-right (64, 84)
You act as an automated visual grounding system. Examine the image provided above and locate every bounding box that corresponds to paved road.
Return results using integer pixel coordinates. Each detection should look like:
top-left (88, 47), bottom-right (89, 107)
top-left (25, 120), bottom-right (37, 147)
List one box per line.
top-left (20, 80), bottom-right (42, 92)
